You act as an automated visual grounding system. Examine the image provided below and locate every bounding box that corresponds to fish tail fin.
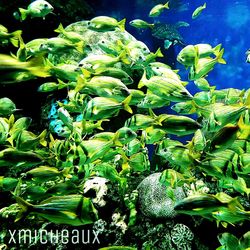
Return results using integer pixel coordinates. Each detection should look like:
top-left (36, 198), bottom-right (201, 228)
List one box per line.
top-left (9, 37), bottom-right (19, 48)
top-left (149, 108), bottom-right (162, 124)
top-left (122, 95), bottom-right (133, 114)
top-left (245, 91), bottom-right (250, 107)
top-left (228, 197), bottom-right (244, 211)
top-left (75, 74), bottom-right (87, 92)
top-left (116, 40), bottom-right (124, 51)
top-left (81, 68), bottom-right (92, 79)
top-left (155, 117), bottom-right (163, 126)
top-left (54, 23), bottom-right (64, 34)
top-left (191, 100), bottom-right (200, 110)
top-left (238, 114), bottom-right (245, 129)
top-left (210, 85), bottom-right (216, 91)
top-left (118, 18), bottom-right (126, 31)
top-left (238, 113), bottom-right (250, 139)
top-left (75, 41), bottom-right (85, 53)
top-left (119, 50), bottom-right (131, 65)
top-left (16, 35), bottom-right (27, 61)
top-left (18, 8), bottom-right (28, 21)
top-left (217, 48), bottom-right (226, 64)
top-left (194, 46), bottom-right (199, 66)
top-left (96, 119), bottom-right (108, 130)
top-left (61, 167), bottom-right (73, 179)
top-left (28, 55), bottom-right (42, 66)
top-left (27, 56), bottom-right (51, 77)
top-left (164, 2), bottom-right (170, 9)
top-left (155, 48), bottom-right (164, 58)
top-left (44, 58), bottom-right (54, 68)
top-left (15, 196), bottom-right (32, 222)
top-left (10, 51), bottom-right (17, 59)
top-left (246, 189), bottom-right (250, 199)
top-left (181, 81), bottom-right (189, 86)
top-left (112, 131), bottom-right (123, 147)
top-left (57, 79), bottom-right (68, 90)
top-left (38, 129), bottom-right (47, 147)
top-left (10, 30), bottom-right (22, 47)
top-left (138, 70), bottom-right (147, 88)
top-left (149, 23), bottom-right (155, 29)
top-left (213, 44), bottom-right (222, 56)
top-left (148, 108), bottom-right (157, 118)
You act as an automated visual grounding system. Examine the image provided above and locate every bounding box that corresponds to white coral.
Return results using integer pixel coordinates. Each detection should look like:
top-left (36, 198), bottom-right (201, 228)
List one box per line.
top-left (186, 180), bottom-right (210, 196)
top-left (83, 177), bottom-right (108, 207)
top-left (111, 212), bottom-right (128, 234)
top-left (171, 223), bottom-right (194, 250)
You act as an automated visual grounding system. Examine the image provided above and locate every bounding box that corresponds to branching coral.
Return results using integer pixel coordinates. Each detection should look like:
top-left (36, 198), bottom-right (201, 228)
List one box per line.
top-left (83, 177), bottom-right (109, 207)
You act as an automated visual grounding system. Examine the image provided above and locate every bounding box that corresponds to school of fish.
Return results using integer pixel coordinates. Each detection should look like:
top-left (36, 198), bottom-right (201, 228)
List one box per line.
top-left (0, 1), bottom-right (250, 247)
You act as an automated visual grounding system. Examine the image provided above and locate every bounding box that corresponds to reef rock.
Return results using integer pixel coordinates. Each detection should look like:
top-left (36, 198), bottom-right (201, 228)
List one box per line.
top-left (137, 172), bottom-right (186, 219)
top-left (50, 20), bottom-right (142, 64)
top-left (171, 223), bottom-right (194, 250)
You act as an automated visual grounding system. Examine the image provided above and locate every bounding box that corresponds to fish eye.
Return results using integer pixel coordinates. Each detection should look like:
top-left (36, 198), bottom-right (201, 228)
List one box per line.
top-left (137, 130), bottom-right (142, 136)
top-left (101, 40), bottom-right (105, 44)
top-left (143, 48), bottom-right (147, 51)
top-left (87, 21), bottom-right (91, 26)
top-left (121, 88), bottom-right (130, 95)
top-left (139, 56), bottom-right (143, 59)
top-left (156, 67), bottom-right (159, 69)
top-left (44, 3), bottom-right (49, 8)
top-left (127, 130), bottom-right (133, 136)
top-left (78, 63), bottom-right (83, 67)
top-left (85, 45), bottom-right (91, 51)
top-left (181, 91), bottom-right (189, 96)
top-left (56, 128), bottom-right (62, 133)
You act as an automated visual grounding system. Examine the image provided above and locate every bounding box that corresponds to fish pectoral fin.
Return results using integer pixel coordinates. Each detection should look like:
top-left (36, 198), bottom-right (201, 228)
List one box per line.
top-left (164, 40), bottom-right (172, 49)
top-left (93, 64), bottom-right (101, 70)
top-left (61, 211), bottom-right (78, 219)
top-left (92, 106), bottom-right (99, 115)
top-left (112, 87), bottom-right (124, 95)
top-left (104, 88), bottom-right (113, 95)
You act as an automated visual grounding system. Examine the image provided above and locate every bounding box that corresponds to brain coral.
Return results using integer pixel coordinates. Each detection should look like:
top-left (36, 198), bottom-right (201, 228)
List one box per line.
top-left (137, 172), bottom-right (186, 218)
top-left (171, 223), bottom-right (194, 250)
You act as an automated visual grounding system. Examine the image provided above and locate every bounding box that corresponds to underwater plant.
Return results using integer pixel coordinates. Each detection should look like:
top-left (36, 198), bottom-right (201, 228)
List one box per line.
top-left (0, 1), bottom-right (250, 249)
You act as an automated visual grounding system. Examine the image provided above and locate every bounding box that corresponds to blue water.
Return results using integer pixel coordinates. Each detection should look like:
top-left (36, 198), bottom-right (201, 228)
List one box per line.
top-left (90, 0), bottom-right (250, 91)
top-left (85, 0), bottom-right (250, 148)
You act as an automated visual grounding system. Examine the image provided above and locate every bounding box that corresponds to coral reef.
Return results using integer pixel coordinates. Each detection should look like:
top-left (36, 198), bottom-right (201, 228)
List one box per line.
top-left (0, 1), bottom-right (250, 248)
top-left (171, 223), bottom-right (194, 250)
top-left (137, 173), bottom-right (186, 218)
